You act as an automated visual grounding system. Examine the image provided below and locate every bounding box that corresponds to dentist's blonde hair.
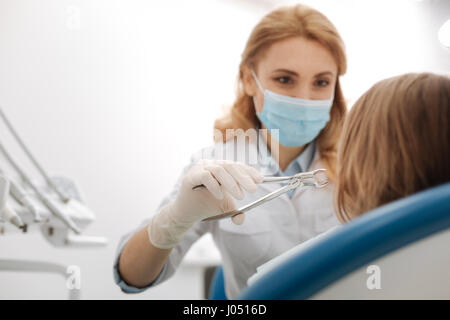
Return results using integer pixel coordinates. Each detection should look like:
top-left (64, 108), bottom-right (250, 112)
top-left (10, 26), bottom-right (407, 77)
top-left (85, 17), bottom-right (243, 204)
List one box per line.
top-left (214, 3), bottom-right (347, 182)
top-left (336, 72), bottom-right (450, 222)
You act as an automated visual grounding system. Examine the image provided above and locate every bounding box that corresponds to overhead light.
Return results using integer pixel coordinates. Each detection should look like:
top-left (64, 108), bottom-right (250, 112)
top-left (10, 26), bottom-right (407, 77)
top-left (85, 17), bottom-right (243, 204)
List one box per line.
top-left (438, 19), bottom-right (450, 48)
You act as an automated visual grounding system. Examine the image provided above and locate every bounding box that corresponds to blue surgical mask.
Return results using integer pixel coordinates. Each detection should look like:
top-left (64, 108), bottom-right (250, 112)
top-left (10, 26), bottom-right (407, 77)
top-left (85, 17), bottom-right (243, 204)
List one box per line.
top-left (252, 70), bottom-right (333, 147)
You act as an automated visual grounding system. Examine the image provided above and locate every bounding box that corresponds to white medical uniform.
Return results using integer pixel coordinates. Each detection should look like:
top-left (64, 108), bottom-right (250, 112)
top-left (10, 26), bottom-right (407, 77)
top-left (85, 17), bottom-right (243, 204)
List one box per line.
top-left (113, 131), bottom-right (341, 299)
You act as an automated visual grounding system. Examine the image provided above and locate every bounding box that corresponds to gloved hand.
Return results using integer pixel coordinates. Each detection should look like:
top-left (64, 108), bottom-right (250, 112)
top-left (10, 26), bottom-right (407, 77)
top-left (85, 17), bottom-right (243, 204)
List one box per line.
top-left (148, 159), bottom-right (264, 249)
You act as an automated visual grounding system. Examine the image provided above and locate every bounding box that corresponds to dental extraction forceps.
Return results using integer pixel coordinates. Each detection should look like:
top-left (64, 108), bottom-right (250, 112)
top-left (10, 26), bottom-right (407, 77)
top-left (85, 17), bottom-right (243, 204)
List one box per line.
top-left (194, 168), bottom-right (328, 222)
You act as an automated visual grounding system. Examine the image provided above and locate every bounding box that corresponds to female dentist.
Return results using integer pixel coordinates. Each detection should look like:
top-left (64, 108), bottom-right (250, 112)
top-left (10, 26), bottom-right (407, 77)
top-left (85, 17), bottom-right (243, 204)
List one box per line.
top-left (114, 3), bottom-right (347, 299)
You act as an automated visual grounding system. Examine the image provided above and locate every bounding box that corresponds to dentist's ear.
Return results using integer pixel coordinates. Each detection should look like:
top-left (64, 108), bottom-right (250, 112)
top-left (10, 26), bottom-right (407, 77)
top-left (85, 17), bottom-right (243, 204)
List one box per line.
top-left (241, 65), bottom-right (258, 97)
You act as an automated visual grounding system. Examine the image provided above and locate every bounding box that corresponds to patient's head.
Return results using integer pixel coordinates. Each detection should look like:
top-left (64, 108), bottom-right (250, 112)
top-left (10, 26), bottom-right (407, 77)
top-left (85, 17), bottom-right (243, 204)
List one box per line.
top-left (336, 72), bottom-right (450, 222)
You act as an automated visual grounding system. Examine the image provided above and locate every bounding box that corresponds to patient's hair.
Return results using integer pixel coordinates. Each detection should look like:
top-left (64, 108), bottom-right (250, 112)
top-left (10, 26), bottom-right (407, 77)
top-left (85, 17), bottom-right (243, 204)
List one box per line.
top-left (213, 3), bottom-right (347, 182)
top-left (336, 72), bottom-right (450, 222)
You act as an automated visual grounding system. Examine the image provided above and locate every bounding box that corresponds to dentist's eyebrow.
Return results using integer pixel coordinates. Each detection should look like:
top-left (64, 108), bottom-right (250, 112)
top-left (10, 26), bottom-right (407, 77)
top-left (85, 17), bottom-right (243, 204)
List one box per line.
top-left (272, 69), bottom-right (335, 77)
top-left (315, 71), bottom-right (335, 77)
top-left (272, 69), bottom-right (298, 76)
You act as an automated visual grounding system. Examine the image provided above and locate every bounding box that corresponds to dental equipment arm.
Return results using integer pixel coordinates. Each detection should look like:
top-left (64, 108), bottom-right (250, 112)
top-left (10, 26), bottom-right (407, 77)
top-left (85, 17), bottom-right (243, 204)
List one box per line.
top-left (0, 108), bottom-right (69, 203)
top-left (0, 142), bottom-right (81, 234)
top-left (0, 176), bottom-right (24, 229)
top-left (9, 178), bottom-right (41, 222)
top-left (0, 106), bottom-right (107, 248)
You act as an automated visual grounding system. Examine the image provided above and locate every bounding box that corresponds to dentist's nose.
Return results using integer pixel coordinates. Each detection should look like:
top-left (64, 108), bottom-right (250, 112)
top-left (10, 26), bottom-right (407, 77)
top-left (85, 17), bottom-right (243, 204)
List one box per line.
top-left (293, 84), bottom-right (311, 100)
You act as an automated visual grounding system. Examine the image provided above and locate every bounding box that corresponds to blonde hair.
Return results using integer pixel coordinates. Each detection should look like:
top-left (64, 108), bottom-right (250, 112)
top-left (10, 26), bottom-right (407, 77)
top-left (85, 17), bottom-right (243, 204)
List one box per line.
top-left (336, 72), bottom-right (450, 222)
top-left (213, 4), bottom-right (347, 182)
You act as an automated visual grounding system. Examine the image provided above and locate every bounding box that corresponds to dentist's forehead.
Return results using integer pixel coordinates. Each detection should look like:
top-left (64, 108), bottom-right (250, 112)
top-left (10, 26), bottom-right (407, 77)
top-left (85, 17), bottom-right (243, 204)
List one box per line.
top-left (258, 37), bottom-right (337, 77)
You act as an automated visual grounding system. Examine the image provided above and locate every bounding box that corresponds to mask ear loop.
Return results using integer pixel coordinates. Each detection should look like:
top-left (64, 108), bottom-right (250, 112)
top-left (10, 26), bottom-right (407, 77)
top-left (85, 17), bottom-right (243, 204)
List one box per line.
top-left (251, 70), bottom-right (266, 115)
top-left (250, 70), bottom-right (269, 173)
top-left (251, 70), bottom-right (265, 93)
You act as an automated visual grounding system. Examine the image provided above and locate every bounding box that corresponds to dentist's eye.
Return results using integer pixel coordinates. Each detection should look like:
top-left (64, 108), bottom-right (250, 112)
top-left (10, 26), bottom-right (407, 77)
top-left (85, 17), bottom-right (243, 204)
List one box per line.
top-left (275, 76), bottom-right (292, 84)
top-left (315, 79), bottom-right (330, 87)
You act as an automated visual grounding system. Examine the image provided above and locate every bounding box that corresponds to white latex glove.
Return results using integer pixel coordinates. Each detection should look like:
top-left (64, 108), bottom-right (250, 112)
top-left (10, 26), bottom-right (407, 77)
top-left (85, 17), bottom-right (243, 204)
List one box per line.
top-left (148, 159), bottom-right (264, 249)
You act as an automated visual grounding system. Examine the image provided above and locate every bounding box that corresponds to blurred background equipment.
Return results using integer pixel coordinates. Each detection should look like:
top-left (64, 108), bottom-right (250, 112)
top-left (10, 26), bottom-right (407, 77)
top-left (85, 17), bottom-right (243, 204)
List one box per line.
top-left (0, 107), bottom-right (107, 299)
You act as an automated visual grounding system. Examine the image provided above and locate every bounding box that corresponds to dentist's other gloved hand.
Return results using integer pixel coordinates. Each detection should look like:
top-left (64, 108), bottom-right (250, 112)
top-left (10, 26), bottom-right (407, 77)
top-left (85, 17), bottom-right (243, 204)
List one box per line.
top-left (148, 160), bottom-right (264, 249)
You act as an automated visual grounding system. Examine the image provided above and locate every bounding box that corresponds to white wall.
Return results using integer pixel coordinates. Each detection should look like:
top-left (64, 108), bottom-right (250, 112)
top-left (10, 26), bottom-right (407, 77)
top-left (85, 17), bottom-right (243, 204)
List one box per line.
top-left (0, 0), bottom-right (448, 299)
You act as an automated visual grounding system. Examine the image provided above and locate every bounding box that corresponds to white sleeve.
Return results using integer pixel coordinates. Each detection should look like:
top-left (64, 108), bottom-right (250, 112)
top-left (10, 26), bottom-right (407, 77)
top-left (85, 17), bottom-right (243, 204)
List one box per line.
top-left (113, 146), bottom-right (215, 293)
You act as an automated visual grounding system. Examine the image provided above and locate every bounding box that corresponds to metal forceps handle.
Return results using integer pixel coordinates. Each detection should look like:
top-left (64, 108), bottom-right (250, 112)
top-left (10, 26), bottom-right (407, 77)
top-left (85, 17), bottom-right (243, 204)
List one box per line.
top-left (261, 169), bottom-right (328, 186)
top-left (199, 169), bottom-right (328, 222)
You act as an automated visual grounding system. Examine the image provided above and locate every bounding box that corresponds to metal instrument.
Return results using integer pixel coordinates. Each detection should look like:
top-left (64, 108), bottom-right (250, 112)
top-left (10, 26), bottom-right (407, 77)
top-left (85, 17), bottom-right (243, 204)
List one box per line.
top-left (193, 168), bottom-right (328, 221)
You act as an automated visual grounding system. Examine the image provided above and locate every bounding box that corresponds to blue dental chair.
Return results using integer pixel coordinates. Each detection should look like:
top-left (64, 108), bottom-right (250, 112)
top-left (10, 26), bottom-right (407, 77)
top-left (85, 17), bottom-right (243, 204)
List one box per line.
top-left (208, 265), bottom-right (227, 300)
top-left (232, 182), bottom-right (450, 299)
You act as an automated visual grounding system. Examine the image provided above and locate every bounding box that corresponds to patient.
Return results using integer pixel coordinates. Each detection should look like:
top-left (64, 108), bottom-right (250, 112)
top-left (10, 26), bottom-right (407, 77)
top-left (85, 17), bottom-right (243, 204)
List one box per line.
top-left (335, 72), bottom-right (450, 222)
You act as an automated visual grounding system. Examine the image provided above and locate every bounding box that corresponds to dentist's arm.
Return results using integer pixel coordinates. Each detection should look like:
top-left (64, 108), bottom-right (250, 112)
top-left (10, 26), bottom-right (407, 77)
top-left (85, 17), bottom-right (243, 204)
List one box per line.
top-left (118, 223), bottom-right (172, 288)
top-left (118, 160), bottom-right (263, 288)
